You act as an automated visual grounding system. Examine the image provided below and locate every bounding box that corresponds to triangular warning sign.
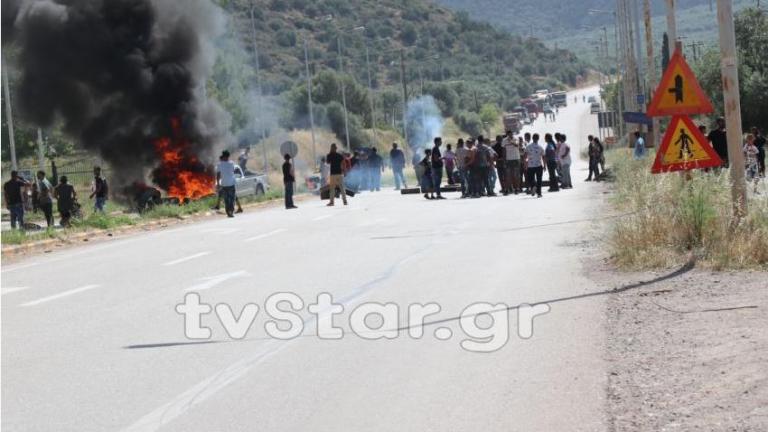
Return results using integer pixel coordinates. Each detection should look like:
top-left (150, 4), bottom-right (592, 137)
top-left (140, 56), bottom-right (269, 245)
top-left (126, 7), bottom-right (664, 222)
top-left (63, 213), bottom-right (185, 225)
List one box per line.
top-left (652, 115), bottom-right (723, 173)
top-left (647, 49), bottom-right (714, 117)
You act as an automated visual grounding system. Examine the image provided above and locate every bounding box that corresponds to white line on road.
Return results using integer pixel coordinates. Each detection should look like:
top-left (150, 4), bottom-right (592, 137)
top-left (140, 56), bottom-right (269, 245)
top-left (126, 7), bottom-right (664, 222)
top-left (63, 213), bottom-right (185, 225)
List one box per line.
top-left (244, 228), bottom-right (286, 243)
top-left (2, 287), bottom-right (30, 296)
top-left (163, 252), bottom-right (211, 266)
top-left (312, 214), bottom-right (334, 221)
top-left (20, 285), bottom-right (100, 307)
top-left (1, 262), bottom-right (38, 274)
top-left (184, 270), bottom-right (250, 292)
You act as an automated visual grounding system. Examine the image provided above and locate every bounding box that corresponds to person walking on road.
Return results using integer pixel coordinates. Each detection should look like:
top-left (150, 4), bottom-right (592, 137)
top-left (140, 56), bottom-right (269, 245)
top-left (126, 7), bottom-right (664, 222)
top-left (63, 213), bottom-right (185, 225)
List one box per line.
top-left (390, 143), bottom-right (407, 190)
top-left (326, 143), bottom-right (348, 206)
top-left (90, 166), bottom-right (108, 212)
top-left (586, 136), bottom-right (601, 182)
top-left (282, 154), bottom-right (298, 209)
top-left (35, 170), bottom-right (55, 227)
top-left (544, 134), bottom-right (559, 192)
top-left (431, 137), bottom-right (445, 199)
top-left (54, 175), bottom-right (76, 227)
top-left (4, 170), bottom-right (29, 230)
top-left (216, 150), bottom-right (237, 217)
top-left (420, 148), bottom-right (436, 200)
top-left (525, 134), bottom-right (545, 198)
top-left (557, 134), bottom-right (573, 189)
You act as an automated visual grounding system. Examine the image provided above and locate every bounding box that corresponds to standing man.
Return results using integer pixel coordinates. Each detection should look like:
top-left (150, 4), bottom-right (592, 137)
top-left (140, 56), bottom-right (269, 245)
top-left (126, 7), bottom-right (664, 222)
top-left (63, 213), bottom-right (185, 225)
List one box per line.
top-left (90, 166), bottom-right (108, 212)
top-left (455, 139), bottom-right (469, 197)
top-left (544, 134), bottom-right (559, 192)
top-left (522, 132), bottom-right (533, 194)
top-left (4, 171), bottom-right (29, 230)
top-left (389, 143), bottom-right (407, 190)
top-left (478, 137), bottom-right (496, 196)
top-left (326, 143), bottom-right (348, 206)
top-left (558, 134), bottom-right (572, 189)
top-left (502, 132), bottom-right (521, 195)
top-left (54, 175), bottom-right (76, 227)
top-left (282, 154), bottom-right (297, 209)
top-left (443, 144), bottom-right (456, 185)
top-left (431, 137), bottom-right (445, 199)
top-left (35, 170), bottom-right (55, 227)
top-left (238, 147), bottom-right (250, 172)
top-left (526, 134), bottom-right (545, 198)
top-left (216, 150), bottom-right (237, 217)
top-left (368, 148), bottom-right (383, 191)
top-left (707, 117), bottom-right (728, 167)
top-left (633, 131), bottom-right (646, 160)
top-left (493, 135), bottom-right (506, 194)
top-left (751, 127), bottom-right (765, 177)
top-left (586, 136), bottom-right (600, 181)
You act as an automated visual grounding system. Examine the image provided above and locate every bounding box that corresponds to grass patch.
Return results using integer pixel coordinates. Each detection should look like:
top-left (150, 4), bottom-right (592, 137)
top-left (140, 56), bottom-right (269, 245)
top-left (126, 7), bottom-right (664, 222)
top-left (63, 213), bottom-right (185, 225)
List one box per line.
top-left (1, 228), bottom-right (59, 245)
top-left (606, 148), bottom-right (768, 270)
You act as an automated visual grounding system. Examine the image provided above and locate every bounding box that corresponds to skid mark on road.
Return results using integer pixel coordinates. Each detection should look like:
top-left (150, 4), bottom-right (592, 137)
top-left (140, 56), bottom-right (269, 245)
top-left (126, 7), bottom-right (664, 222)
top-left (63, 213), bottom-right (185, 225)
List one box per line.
top-left (243, 228), bottom-right (286, 243)
top-left (20, 284), bottom-right (100, 307)
top-left (163, 252), bottom-right (211, 267)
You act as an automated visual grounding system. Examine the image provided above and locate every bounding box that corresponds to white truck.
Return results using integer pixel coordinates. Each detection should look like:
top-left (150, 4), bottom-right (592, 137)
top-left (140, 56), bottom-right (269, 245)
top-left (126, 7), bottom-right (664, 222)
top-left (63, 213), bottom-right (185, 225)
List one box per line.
top-left (233, 165), bottom-right (269, 198)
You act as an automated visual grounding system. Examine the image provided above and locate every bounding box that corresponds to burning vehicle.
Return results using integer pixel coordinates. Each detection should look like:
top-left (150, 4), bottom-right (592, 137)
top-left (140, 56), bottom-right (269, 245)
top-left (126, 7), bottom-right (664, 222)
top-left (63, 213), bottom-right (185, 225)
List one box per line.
top-left (3, 0), bottom-right (232, 204)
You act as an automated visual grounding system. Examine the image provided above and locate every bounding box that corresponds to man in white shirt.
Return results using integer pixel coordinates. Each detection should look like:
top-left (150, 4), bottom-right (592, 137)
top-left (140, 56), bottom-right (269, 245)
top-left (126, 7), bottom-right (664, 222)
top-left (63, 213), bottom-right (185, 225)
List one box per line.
top-left (525, 134), bottom-right (545, 198)
top-left (502, 131), bottom-right (522, 194)
top-left (216, 150), bottom-right (237, 217)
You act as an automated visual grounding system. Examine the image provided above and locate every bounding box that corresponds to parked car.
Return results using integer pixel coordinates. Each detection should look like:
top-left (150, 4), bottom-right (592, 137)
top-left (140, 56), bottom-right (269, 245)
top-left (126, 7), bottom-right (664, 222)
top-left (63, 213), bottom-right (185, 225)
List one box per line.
top-left (233, 165), bottom-right (268, 198)
top-left (590, 102), bottom-right (601, 114)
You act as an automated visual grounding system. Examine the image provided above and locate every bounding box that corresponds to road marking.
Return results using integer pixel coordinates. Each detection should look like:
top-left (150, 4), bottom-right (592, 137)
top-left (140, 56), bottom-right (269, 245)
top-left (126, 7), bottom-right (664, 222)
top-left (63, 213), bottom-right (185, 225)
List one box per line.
top-left (163, 252), bottom-right (211, 266)
top-left (184, 271), bottom-right (250, 292)
top-left (312, 214), bottom-right (333, 221)
top-left (1, 262), bottom-right (38, 274)
top-left (2, 287), bottom-right (30, 296)
top-left (20, 285), bottom-right (100, 307)
top-left (244, 228), bottom-right (286, 243)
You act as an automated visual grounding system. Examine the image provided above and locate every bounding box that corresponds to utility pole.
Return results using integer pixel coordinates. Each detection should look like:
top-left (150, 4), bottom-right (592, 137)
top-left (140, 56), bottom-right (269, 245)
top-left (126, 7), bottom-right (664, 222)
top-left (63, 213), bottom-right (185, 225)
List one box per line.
top-left (716, 0), bottom-right (747, 215)
top-left (249, 5), bottom-right (268, 174)
top-left (364, 43), bottom-right (378, 148)
top-left (336, 34), bottom-right (351, 151)
top-left (2, 54), bottom-right (18, 170)
top-left (665, 0), bottom-right (677, 59)
top-left (632, 0), bottom-right (644, 92)
top-left (303, 39), bottom-right (317, 166)
top-left (644, 0), bottom-right (659, 148)
top-left (399, 49), bottom-right (409, 162)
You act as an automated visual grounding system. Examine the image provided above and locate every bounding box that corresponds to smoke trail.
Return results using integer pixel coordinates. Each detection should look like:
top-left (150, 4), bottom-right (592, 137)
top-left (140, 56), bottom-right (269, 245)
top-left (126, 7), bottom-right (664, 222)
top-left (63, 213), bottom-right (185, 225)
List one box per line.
top-left (2, 0), bottom-right (231, 190)
top-left (405, 95), bottom-right (443, 154)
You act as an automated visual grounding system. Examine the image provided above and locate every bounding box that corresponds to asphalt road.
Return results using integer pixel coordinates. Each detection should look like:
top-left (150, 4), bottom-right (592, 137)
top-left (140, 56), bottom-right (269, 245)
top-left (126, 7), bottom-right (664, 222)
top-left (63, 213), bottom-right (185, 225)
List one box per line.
top-left (2, 86), bottom-right (610, 432)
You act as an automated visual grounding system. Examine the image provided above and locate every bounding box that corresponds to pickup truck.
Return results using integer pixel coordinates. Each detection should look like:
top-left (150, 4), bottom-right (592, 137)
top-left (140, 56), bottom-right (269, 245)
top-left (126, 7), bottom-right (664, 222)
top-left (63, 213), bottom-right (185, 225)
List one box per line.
top-left (233, 165), bottom-right (269, 198)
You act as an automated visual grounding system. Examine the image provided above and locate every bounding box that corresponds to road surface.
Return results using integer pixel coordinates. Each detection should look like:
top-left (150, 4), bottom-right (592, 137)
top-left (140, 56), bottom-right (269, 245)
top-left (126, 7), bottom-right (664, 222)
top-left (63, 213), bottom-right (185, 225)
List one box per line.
top-left (2, 86), bottom-right (610, 431)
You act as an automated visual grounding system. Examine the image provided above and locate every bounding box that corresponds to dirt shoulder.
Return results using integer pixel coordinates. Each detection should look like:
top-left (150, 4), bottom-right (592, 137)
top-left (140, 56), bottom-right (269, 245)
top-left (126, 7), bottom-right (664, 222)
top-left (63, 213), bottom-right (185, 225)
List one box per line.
top-left (589, 262), bottom-right (768, 431)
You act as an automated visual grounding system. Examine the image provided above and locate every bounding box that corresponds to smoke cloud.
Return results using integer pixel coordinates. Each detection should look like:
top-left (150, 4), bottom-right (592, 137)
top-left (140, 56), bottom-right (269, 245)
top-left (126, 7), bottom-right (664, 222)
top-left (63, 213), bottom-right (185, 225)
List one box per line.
top-left (406, 95), bottom-right (444, 154)
top-left (2, 0), bottom-right (232, 189)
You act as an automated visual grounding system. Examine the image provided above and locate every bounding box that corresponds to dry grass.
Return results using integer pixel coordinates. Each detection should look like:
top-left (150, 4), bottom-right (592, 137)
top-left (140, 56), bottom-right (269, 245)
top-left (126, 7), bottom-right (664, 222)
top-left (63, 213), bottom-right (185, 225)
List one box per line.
top-left (607, 148), bottom-right (768, 270)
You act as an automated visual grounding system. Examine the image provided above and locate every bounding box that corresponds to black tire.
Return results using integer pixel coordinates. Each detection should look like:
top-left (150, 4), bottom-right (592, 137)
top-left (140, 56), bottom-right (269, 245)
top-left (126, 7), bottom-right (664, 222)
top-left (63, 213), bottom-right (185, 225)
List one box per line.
top-left (255, 184), bottom-right (265, 196)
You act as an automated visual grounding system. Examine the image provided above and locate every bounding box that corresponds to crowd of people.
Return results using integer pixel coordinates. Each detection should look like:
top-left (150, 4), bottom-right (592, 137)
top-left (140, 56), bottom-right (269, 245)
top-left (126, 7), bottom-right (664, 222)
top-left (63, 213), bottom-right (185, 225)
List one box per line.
top-left (3, 167), bottom-right (105, 230)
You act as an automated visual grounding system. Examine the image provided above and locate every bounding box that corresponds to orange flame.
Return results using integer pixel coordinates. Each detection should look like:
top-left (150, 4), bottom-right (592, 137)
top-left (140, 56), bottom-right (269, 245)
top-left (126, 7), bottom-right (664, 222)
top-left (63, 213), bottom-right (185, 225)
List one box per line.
top-left (153, 119), bottom-right (214, 201)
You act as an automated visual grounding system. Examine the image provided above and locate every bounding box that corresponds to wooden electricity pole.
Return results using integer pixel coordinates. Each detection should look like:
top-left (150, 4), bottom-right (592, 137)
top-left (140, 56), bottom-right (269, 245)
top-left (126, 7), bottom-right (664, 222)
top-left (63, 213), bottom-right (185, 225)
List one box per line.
top-left (716, 0), bottom-right (747, 215)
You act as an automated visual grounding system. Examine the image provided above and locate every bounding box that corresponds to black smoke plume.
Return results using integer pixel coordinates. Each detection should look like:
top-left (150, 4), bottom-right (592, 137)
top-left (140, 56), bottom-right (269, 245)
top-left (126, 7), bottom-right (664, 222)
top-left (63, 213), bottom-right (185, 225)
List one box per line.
top-left (2, 0), bottom-right (231, 190)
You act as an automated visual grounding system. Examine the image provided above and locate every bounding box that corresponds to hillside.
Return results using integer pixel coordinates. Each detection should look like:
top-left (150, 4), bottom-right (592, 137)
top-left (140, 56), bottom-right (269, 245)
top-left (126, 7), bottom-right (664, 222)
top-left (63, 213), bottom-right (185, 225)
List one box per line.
top-left (433, 0), bottom-right (754, 63)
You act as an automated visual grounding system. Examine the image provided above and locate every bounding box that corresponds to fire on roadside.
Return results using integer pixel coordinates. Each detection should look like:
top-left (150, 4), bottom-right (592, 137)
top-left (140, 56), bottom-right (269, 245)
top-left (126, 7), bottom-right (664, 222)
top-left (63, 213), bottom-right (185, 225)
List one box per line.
top-left (152, 118), bottom-right (215, 202)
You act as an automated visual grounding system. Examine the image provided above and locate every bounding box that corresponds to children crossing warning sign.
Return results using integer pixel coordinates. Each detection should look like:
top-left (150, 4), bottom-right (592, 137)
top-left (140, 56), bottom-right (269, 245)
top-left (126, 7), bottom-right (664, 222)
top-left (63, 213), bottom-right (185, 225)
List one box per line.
top-left (647, 49), bottom-right (714, 117)
top-left (651, 115), bottom-right (723, 173)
